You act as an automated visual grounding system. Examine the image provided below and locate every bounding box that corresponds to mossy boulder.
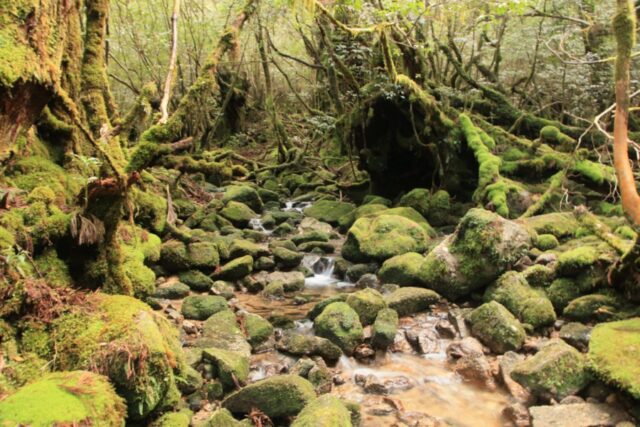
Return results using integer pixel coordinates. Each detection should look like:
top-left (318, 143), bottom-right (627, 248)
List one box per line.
top-left (291, 231), bottom-right (330, 245)
top-left (222, 375), bottom-right (316, 418)
top-left (337, 204), bottom-right (389, 232)
top-left (342, 215), bottom-right (431, 263)
top-left (213, 255), bottom-right (253, 281)
top-left (345, 288), bottom-right (387, 326)
top-left (563, 294), bottom-right (619, 322)
top-left (307, 294), bottom-right (348, 320)
top-left (557, 246), bottom-right (599, 276)
top-left (202, 348), bottom-right (250, 389)
top-left (179, 270), bottom-right (215, 292)
top-left (197, 408), bottom-right (244, 427)
top-left (485, 272), bottom-right (556, 329)
top-left (197, 310), bottom-right (251, 357)
top-left (291, 395), bottom-right (353, 427)
top-left (240, 312), bottom-right (274, 347)
top-left (220, 201), bottom-right (257, 228)
top-left (266, 271), bottom-right (306, 292)
top-left (384, 287), bottom-right (440, 316)
top-left (589, 318), bottom-right (640, 399)
top-left (222, 186), bottom-right (263, 212)
top-left (314, 302), bottom-right (364, 354)
top-left (51, 295), bottom-right (185, 420)
top-left (304, 200), bottom-right (355, 225)
top-left (273, 246), bottom-right (304, 268)
top-left (371, 308), bottom-right (399, 350)
top-left (511, 339), bottom-right (591, 400)
top-left (0, 371), bottom-right (125, 426)
top-left (181, 295), bottom-right (229, 320)
top-left (160, 240), bottom-right (220, 272)
top-left (547, 278), bottom-right (582, 311)
top-left (378, 252), bottom-right (424, 286)
top-left (467, 301), bottom-right (526, 354)
top-left (152, 411), bottom-right (192, 427)
top-left (229, 239), bottom-right (269, 259)
top-left (398, 189), bottom-right (451, 226)
top-left (418, 208), bottom-right (531, 300)
top-left (363, 195), bottom-right (392, 206)
top-left (154, 282), bottom-right (191, 299)
top-left (276, 332), bottom-right (343, 363)
top-left (535, 234), bottom-right (559, 250)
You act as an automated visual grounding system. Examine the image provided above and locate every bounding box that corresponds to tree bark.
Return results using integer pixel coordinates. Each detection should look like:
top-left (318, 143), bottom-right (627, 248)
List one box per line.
top-left (159, 0), bottom-right (181, 124)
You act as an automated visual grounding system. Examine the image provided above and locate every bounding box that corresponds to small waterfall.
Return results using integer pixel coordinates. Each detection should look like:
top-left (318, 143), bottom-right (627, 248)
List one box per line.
top-left (293, 319), bottom-right (314, 335)
top-left (283, 200), bottom-right (312, 213)
top-left (249, 217), bottom-right (272, 235)
top-left (303, 255), bottom-right (338, 287)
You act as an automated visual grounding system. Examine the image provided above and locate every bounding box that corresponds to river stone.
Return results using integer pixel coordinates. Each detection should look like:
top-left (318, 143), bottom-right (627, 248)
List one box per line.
top-left (298, 241), bottom-right (335, 254)
top-left (222, 375), bottom-right (316, 418)
top-left (467, 301), bottom-right (526, 354)
top-left (379, 252), bottom-right (424, 286)
top-left (417, 208), bottom-right (531, 300)
top-left (212, 255), bottom-right (253, 281)
top-left (202, 348), bottom-right (250, 389)
top-left (371, 308), bottom-right (399, 349)
top-left (240, 312), bottom-right (273, 347)
top-left (304, 200), bottom-right (355, 225)
top-left (222, 185), bottom-right (263, 212)
top-left (385, 287), bottom-right (440, 316)
top-left (160, 240), bottom-right (220, 272)
top-left (179, 270), bottom-right (214, 292)
top-left (314, 302), bottom-right (364, 354)
top-left (307, 294), bottom-right (348, 320)
top-left (196, 310), bottom-right (251, 357)
top-left (291, 230), bottom-right (330, 245)
top-left (152, 411), bottom-right (191, 427)
top-left (510, 339), bottom-right (591, 400)
top-left (229, 239), bottom-right (269, 259)
top-left (291, 395), bottom-right (353, 427)
top-left (563, 294), bottom-right (619, 322)
top-left (559, 322), bottom-right (592, 352)
top-left (266, 271), bottom-right (305, 292)
top-left (211, 280), bottom-right (235, 300)
top-left (346, 263), bottom-right (379, 282)
top-left (200, 408), bottom-right (243, 426)
top-left (589, 317), bottom-right (640, 400)
top-left (529, 403), bottom-right (630, 427)
top-left (276, 332), bottom-right (342, 363)
top-left (298, 217), bottom-right (333, 234)
top-left (220, 201), bottom-right (257, 228)
top-left (181, 295), bottom-right (228, 320)
top-left (154, 282), bottom-right (190, 299)
top-left (273, 246), bottom-right (303, 268)
top-left (346, 288), bottom-right (386, 326)
top-left (342, 215), bottom-right (431, 263)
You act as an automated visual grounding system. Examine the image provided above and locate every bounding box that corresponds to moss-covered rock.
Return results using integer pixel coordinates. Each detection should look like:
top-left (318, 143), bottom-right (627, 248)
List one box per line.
top-left (160, 240), bottom-right (220, 272)
top-left (485, 272), bottom-right (556, 329)
top-left (384, 287), bottom-right (440, 316)
top-left (304, 200), bottom-right (355, 226)
top-left (307, 294), bottom-right (348, 320)
top-left (314, 302), bottom-right (364, 354)
top-left (179, 270), bottom-right (215, 292)
top-left (202, 348), bottom-right (250, 389)
top-left (196, 408), bottom-right (244, 427)
top-left (197, 310), bottom-right (251, 357)
top-left (418, 209), bottom-right (531, 300)
top-left (229, 239), bottom-right (269, 259)
top-left (51, 295), bottom-right (185, 420)
top-left (345, 288), bottom-right (386, 326)
top-left (240, 312), bottom-right (274, 347)
top-left (563, 294), bottom-right (619, 322)
top-left (291, 395), bottom-right (353, 427)
top-left (535, 234), bottom-right (559, 250)
top-left (273, 246), bottom-right (304, 268)
top-left (521, 264), bottom-right (555, 288)
top-left (152, 410), bottom-right (192, 427)
top-left (276, 332), bottom-right (343, 363)
top-left (213, 255), bottom-right (253, 281)
top-left (467, 301), bottom-right (526, 354)
top-left (342, 215), bottom-right (431, 263)
top-left (0, 371), bottom-right (125, 426)
top-left (337, 204), bottom-right (389, 232)
top-left (511, 339), bottom-right (591, 400)
top-left (291, 231), bottom-right (330, 245)
top-left (182, 295), bottom-right (229, 320)
top-left (547, 278), bottom-right (582, 311)
top-left (220, 201), bottom-right (257, 228)
top-left (588, 317), bottom-right (640, 399)
top-left (222, 186), bottom-right (263, 212)
top-left (222, 375), bottom-right (316, 418)
top-left (371, 308), bottom-right (399, 350)
top-left (378, 252), bottom-right (424, 286)
top-left (557, 246), bottom-right (599, 276)
top-left (398, 189), bottom-right (451, 227)
top-left (154, 282), bottom-right (191, 299)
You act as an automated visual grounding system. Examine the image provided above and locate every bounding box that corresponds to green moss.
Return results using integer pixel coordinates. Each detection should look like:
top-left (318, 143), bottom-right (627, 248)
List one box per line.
top-left (345, 288), bottom-right (386, 326)
top-left (573, 160), bottom-right (616, 186)
top-left (152, 411), bottom-right (192, 427)
top-left (314, 302), bottom-right (364, 354)
top-left (8, 156), bottom-right (82, 204)
top-left (20, 322), bottom-right (51, 359)
top-left (468, 301), bottom-right (526, 353)
top-left (0, 371), bottom-right (126, 426)
top-left (197, 310), bottom-right (251, 356)
top-left (379, 252), bottom-right (424, 286)
top-left (539, 126), bottom-right (575, 149)
top-left (371, 308), bottom-right (398, 350)
top-left (384, 287), bottom-right (440, 316)
top-left (615, 225), bottom-right (637, 240)
top-left (291, 395), bottom-right (352, 427)
top-left (133, 189), bottom-right (168, 234)
top-left (557, 246), bottom-right (598, 276)
top-left (220, 201), bottom-right (257, 228)
top-left (522, 264), bottom-right (555, 288)
top-left (589, 317), bottom-right (640, 399)
top-left (304, 200), bottom-right (356, 226)
top-left (535, 234), bottom-right (559, 250)
top-left (563, 294), bottom-right (619, 322)
top-left (241, 312), bottom-right (273, 347)
top-left (182, 295), bottom-right (229, 320)
top-left (34, 247), bottom-right (72, 288)
top-left (547, 278), bottom-right (582, 311)
top-left (222, 186), bottom-right (263, 212)
top-left (202, 348), bottom-right (249, 389)
top-left (212, 255), bottom-right (253, 281)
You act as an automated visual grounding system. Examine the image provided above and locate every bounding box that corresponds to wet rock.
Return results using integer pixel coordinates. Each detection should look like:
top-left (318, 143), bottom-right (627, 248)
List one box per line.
top-left (315, 302), bottom-right (364, 354)
top-left (229, 239), bottom-right (269, 259)
top-left (222, 375), bottom-right (316, 418)
top-left (291, 395), bottom-right (353, 427)
top-left (151, 411), bottom-right (191, 427)
top-left (362, 374), bottom-right (414, 395)
top-left (346, 288), bottom-right (387, 326)
top-left (273, 222), bottom-right (296, 236)
top-left (211, 280), bottom-right (235, 300)
top-left (304, 200), bottom-right (356, 226)
top-left (559, 322), bottom-right (592, 352)
top-left (212, 255), bottom-right (253, 281)
top-left (467, 301), bottom-right (526, 353)
top-left (446, 337), bottom-right (484, 359)
top-left (563, 294), bottom-right (619, 322)
top-left (498, 351), bottom-right (531, 402)
top-left (452, 349), bottom-right (495, 389)
top-left (198, 408), bottom-right (241, 426)
top-left (342, 215), bottom-right (431, 263)
top-left (267, 271), bottom-right (305, 292)
top-left (175, 365), bottom-right (203, 394)
top-left (502, 403), bottom-right (531, 427)
top-left (589, 318), bottom-right (640, 400)
top-left (222, 185), bottom-right (263, 212)
top-left (202, 347), bottom-right (250, 389)
top-left (254, 256), bottom-right (276, 271)
top-left (385, 287), bottom-right (440, 317)
top-left (355, 273), bottom-right (380, 289)
top-left (418, 208), bottom-right (531, 300)
top-left (267, 313), bottom-right (296, 329)
top-left (372, 308), bottom-right (399, 350)
top-left (511, 339), bottom-right (591, 400)
top-left (298, 241), bottom-right (335, 253)
top-left (307, 294), bottom-right (348, 320)
top-left (291, 230), bottom-right (330, 245)
top-left (263, 281), bottom-right (285, 299)
top-left (182, 320), bottom-right (198, 335)
top-left (448, 308), bottom-right (472, 338)
top-left (346, 263), bottom-right (379, 282)
top-left (292, 358), bottom-right (333, 394)
top-left (179, 270), bottom-right (215, 292)
top-left (353, 344), bottom-right (376, 359)
top-left (396, 411), bottom-right (447, 427)
top-left (197, 310), bottom-right (252, 357)
top-left (529, 403), bottom-right (631, 427)
top-left (378, 252), bottom-right (425, 286)
top-left (299, 217), bottom-right (333, 234)
top-left (240, 312), bottom-right (273, 348)
top-left (413, 329), bottom-right (440, 354)
top-left (181, 295), bottom-right (228, 320)
top-left (435, 319), bottom-right (457, 339)
top-left (277, 332), bottom-right (343, 363)
top-left (484, 271), bottom-right (556, 329)
top-left (220, 201), bottom-right (257, 228)
top-left (273, 246), bottom-right (304, 268)
top-left (154, 282), bottom-right (190, 299)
